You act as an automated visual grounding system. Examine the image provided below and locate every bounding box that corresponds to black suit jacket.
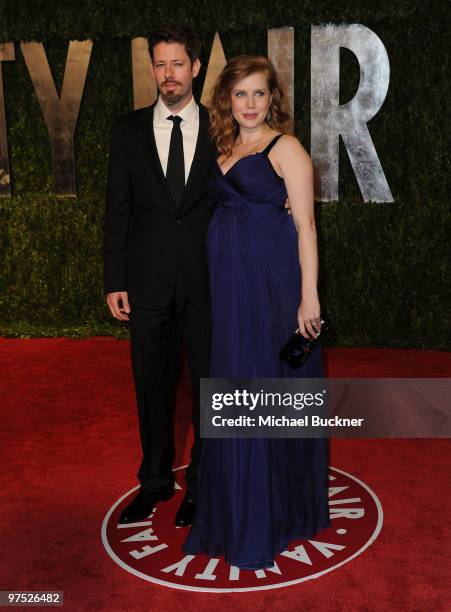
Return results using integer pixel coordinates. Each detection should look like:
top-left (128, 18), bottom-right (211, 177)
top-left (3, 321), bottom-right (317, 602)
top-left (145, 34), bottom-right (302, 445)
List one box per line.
top-left (103, 101), bottom-right (216, 309)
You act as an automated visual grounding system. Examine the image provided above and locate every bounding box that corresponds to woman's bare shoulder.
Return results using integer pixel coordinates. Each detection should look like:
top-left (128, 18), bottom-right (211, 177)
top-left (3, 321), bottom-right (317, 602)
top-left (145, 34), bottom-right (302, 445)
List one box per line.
top-left (274, 134), bottom-right (313, 167)
top-left (276, 134), bottom-right (310, 154)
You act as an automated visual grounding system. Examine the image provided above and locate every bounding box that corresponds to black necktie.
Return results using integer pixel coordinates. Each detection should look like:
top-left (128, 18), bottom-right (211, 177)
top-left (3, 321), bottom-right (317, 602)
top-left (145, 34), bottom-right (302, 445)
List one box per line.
top-left (166, 115), bottom-right (184, 208)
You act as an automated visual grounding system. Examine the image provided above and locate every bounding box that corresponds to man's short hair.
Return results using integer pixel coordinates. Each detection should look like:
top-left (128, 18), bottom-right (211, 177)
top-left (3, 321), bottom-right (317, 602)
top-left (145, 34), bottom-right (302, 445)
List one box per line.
top-left (148, 26), bottom-right (202, 64)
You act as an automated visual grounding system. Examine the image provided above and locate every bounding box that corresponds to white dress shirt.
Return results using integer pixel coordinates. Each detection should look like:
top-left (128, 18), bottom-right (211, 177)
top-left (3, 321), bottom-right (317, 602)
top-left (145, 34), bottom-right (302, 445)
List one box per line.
top-left (153, 95), bottom-right (199, 184)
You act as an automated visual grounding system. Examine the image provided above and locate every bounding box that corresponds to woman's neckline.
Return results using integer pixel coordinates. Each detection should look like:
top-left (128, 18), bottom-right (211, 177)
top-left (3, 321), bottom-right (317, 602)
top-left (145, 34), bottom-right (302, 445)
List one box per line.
top-left (217, 151), bottom-right (263, 178)
top-left (216, 151), bottom-right (284, 182)
top-left (217, 132), bottom-right (283, 177)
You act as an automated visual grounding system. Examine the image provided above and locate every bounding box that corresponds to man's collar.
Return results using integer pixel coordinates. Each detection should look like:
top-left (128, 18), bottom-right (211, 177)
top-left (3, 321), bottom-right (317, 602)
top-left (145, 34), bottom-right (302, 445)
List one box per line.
top-left (154, 94), bottom-right (198, 125)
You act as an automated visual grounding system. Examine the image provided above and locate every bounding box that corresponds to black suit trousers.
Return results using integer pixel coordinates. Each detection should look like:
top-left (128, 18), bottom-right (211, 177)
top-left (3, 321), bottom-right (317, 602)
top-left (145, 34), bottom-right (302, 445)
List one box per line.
top-left (129, 268), bottom-right (211, 498)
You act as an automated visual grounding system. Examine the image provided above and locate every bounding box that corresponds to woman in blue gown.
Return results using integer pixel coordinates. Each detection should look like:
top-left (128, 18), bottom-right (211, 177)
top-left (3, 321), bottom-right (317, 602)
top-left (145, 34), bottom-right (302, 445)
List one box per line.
top-left (183, 55), bottom-right (330, 570)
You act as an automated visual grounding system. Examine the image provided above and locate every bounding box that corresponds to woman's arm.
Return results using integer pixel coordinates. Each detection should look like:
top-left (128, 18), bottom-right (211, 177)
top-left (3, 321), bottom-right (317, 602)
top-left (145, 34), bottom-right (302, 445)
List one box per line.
top-left (272, 135), bottom-right (321, 339)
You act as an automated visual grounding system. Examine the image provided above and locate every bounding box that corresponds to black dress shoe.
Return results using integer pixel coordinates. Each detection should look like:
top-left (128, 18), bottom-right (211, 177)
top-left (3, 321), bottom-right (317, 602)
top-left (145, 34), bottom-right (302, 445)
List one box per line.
top-left (175, 492), bottom-right (196, 527)
top-left (119, 487), bottom-right (174, 524)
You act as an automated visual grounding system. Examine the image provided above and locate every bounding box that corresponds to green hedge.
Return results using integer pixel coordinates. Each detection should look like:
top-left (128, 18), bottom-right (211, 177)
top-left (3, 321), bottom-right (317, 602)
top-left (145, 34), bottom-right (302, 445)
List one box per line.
top-left (0, 1), bottom-right (449, 348)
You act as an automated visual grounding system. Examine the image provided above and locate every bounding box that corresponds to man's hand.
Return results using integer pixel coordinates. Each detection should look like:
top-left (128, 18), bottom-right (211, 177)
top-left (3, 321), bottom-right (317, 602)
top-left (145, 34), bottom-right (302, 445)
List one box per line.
top-left (106, 291), bottom-right (130, 321)
top-left (284, 198), bottom-right (292, 215)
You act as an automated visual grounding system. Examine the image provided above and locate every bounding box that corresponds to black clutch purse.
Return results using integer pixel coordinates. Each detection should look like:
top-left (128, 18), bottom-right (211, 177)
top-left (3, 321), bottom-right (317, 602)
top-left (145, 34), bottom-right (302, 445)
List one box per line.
top-left (278, 315), bottom-right (331, 369)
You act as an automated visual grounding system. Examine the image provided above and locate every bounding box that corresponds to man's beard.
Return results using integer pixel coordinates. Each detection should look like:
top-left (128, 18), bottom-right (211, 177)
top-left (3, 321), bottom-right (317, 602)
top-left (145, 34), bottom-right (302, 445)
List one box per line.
top-left (161, 92), bottom-right (183, 107)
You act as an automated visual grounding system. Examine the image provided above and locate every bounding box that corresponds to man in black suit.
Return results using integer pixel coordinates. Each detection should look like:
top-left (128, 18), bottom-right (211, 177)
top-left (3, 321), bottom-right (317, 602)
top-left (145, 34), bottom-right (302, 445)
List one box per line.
top-left (103, 27), bottom-right (216, 526)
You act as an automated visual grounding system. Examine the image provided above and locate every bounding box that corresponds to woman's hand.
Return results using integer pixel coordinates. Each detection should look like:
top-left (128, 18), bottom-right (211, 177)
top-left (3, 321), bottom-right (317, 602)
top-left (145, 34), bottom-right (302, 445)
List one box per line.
top-left (297, 294), bottom-right (321, 339)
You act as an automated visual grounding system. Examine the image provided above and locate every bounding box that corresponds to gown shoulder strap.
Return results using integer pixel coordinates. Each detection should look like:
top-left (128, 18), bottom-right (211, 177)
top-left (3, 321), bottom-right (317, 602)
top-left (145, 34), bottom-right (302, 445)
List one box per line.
top-left (260, 133), bottom-right (284, 156)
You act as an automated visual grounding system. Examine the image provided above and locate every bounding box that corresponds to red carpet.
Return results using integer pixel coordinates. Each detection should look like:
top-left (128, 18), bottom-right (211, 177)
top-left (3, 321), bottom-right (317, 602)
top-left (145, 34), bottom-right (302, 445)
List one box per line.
top-left (0, 338), bottom-right (450, 610)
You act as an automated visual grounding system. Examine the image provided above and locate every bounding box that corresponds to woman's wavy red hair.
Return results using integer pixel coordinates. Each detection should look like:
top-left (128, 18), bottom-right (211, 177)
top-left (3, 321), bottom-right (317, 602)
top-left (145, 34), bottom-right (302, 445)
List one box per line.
top-left (208, 55), bottom-right (291, 157)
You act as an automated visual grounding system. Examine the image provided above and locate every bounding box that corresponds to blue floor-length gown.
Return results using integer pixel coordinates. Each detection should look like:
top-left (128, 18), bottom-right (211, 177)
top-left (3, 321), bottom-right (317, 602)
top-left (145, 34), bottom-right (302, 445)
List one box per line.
top-left (183, 135), bottom-right (331, 570)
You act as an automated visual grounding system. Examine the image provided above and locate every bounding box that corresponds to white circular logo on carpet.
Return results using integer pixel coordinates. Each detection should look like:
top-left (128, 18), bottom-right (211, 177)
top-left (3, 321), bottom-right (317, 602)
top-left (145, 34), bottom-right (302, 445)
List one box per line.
top-left (101, 466), bottom-right (383, 592)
